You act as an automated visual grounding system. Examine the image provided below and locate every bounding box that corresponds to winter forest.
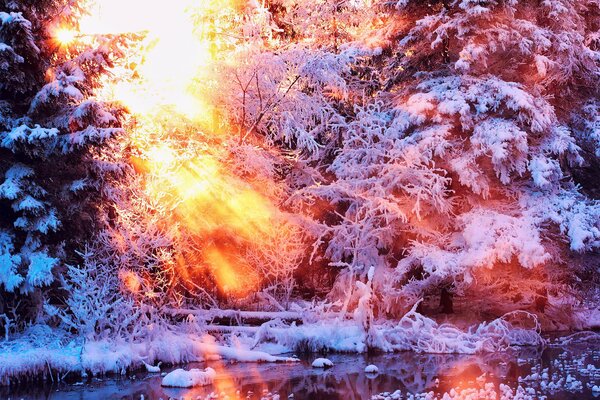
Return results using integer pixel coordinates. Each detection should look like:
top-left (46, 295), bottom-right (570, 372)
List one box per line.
top-left (0, 0), bottom-right (599, 398)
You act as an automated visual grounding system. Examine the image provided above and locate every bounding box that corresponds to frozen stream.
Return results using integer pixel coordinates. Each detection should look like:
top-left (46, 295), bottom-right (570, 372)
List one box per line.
top-left (3, 340), bottom-right (600, 399)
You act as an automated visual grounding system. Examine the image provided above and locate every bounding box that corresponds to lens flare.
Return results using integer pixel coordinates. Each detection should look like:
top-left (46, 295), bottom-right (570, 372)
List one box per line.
top-left (76, 0), bottom-right (216, 121)
top-left (146, 144), bottom-right (176, 168)
top-left (54, 28), bottom-right (78, 45)
top-left (119, 270), bottom-right (142, 294)
top-left (71, 0), bottom-right (302, 299)
top-left (204, 246), bottom-right (260, 297)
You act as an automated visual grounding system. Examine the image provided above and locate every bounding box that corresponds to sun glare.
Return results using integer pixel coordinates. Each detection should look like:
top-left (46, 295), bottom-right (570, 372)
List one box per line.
top-left (146, 145), bottom-right (176, 167)
top-left (70, 0), bottom-right (287, 298)
top-left (54, 28), bottom-right (78, 45)
top-left (75, 0), bottom-right (217, 120)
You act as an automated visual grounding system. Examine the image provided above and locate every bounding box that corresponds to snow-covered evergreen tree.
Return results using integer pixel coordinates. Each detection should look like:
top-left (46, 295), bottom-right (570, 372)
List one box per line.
top-left (0, 0), bottom-right (124, 334)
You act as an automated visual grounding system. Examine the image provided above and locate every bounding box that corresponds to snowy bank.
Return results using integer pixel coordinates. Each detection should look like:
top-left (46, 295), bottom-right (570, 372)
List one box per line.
top-left (252, 307), bottom-right (544, 354)
top-left (0, 306), bottom-right (546, 385)
top-left (0, 326), bottom-right (297, 385)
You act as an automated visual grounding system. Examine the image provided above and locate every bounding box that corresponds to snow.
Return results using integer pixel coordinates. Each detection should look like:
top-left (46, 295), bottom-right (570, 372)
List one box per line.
top-left (0, 230), bottom-right (23, 292)
top-left (30, 73), bottom-right (85, 111)
top-left (1, 324), bottom-right (598, 397)
top-left (0, 327), bottom-right (298, 384)
top-left (373, 390), bottom-right (402, 400)
top-left (1, 0), bottom-right (600, 391)
top-left (161, 367), bottom-right (216, 388)
top-left (26, 251), bottom-right (58, 287)
top-left (0, 252), bottom-right (23, 292)
top-left (0, 325), bottom-right (81, 385)
top-left (205, 344), bottom-right (298, 363)
top-left (252, 305), bottom-right (543, 355)
top-left (0, 164), bottom-right (33, 201)
top-left (69, 179), bottom-right (89, 193)
top-left (13, 195), bottom-right (44, 211)
top-left (373, 359), bottom-right (596, 400)
top-left (312, 358), bottom-right (333, 368)
top-left (33, 210), bottom-right (61, 234)
top-left (364, 364), bottom-right (379, 374)
top-left (4, 163), bottom-right (34, 180)
top-left (64, 126), bottom-right (122, 150)
top-left (142, 361), bottom-right (161, 373)
top-left (0, 177), bottom-right (20, 200)
top-left (1, 124), bottom-right (59, 149)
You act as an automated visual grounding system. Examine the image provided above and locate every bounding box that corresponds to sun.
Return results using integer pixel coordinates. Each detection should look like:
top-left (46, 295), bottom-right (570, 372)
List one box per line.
top-left (54, 28), bottom-right (78, 45)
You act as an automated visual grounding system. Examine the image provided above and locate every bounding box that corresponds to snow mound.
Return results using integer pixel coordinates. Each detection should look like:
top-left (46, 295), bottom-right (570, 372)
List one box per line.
top-left (312, 358), bottom-right (333, 368)
top-left (364, 364), bottom-right (379, 374)
top-left (143, 361), bottom-right (161, 373)
top-left (161, 367), bottom-right (216, 388)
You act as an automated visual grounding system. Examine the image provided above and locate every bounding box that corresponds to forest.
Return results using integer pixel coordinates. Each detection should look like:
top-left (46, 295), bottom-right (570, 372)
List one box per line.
top-left (0, 0), bottom-right (599, 398)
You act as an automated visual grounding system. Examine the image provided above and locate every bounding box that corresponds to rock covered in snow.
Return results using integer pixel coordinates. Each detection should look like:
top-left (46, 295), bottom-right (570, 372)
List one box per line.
top-left (364, 364), bottom-right (379, 374)
top-left (161, 367), bottom-right (216, 388)
top-left (311, 358), bottom-right (333, 368)
top-left (142, 361), bottom-right (161, 373)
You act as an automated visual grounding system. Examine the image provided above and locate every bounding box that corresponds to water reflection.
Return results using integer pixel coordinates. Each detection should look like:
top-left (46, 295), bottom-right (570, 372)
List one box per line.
top-left (2, 344), bottom-right (597, 400)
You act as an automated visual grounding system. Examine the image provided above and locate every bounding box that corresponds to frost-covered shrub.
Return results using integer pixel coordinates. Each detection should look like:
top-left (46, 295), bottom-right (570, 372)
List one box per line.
top-left (252, 302), bottom-right (544, 354)
top-left (229, 0), bottom-right (600, 327)
top-left (45, 249), bottom-right (138, 340)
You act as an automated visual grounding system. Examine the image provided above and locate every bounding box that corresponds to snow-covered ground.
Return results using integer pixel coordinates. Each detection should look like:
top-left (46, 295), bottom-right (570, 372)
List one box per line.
top-left (0, 324), bottom-right (297, 386)
top-left (0, 299), bottom-right (555, 390)
top-left (0, 307), bottom-right (544, 385)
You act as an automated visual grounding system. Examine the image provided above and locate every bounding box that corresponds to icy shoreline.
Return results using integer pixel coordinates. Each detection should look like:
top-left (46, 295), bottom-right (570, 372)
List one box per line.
top-left (4, 305), bottom-right (597, 386)
top-left (0, 326), bottom-right (297, 386)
